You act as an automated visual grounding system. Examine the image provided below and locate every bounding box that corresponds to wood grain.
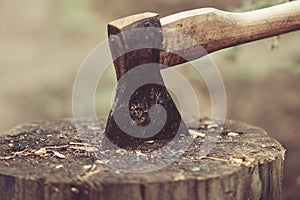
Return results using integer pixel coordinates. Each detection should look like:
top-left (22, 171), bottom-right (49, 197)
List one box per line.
top-left (160, 1), bottom-right (300, 67)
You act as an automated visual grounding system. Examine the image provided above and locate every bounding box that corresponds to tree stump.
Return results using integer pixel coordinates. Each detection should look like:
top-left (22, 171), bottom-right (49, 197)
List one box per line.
top-left (0, 118), bottom-right (285, 200)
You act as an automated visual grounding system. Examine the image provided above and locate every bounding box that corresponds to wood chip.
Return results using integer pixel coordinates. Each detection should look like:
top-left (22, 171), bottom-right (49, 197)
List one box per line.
top-left (53, 151), bottom-right (66, 159)
top-left (0, 155), bottom-right (15, 160)
top-left (116, 149), bottom-right (127, 154)
top-left (135, 150), bottom-right (147, 157)
top-left (207, 124), bottom-right (218, 129)
top-left (35, 148), bottom-right (47, 156)
top-left (230, 157), bottom-right (244, 164)
top-left (69, 146), bottom-right (98, 152)
top-left (95, 159), bottom-right (109, 164)
top-left (188, 129), bottom-right (205, 138)
top-left (46, 145), bottom-right (69, 149)
top-left (202, 156), bottom-right (229, 162)
top-left (71, 187), bottom-right (79, 193)
top-left (84, 147), bottom-right (98, 152)
top-left (14, 150), bottom-right (26, 155)
top-left (191, 167), bottom-right (200, 172)
top-left (69, 142), bottom-right (91, 146)
top-left (227, 132), bottom-right (239, 136)
top-left (145, 140), bottom-right (155, 144)
top-left (229, 155), bottom-right (253, 166)
top-left (55, 165), bottom-right (64, 169)
top-left (83, 165), bottom-right (92, 170)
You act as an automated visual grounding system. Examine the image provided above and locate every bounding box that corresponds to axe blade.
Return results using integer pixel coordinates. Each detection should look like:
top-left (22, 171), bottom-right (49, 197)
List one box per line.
top-left (104, 13), bottom-right (188, 149)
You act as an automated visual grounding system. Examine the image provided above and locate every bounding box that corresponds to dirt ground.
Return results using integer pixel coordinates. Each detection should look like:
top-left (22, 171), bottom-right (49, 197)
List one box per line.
top-left (0, 0), bottom-right (299, 199)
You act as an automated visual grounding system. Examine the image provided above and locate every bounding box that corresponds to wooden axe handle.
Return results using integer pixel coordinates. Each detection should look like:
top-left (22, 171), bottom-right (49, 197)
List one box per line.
top-left (160, 1), bottom-right (300, 67)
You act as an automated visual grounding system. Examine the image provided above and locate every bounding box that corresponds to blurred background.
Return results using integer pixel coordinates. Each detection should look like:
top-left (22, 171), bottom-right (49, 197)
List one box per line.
top-left (0, 0), bottom-right (299, 199)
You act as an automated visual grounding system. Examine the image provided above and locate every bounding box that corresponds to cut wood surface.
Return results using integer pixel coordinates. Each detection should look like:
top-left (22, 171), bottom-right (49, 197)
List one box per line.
top-left (160, 1), bottom-right (300, 67)
top-left (0, 118), bottom-right (285, 200)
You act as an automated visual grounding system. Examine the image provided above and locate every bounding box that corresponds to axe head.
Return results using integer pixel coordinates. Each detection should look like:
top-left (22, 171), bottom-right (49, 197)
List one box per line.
top-left (104, 13), bottom-right (188, 150)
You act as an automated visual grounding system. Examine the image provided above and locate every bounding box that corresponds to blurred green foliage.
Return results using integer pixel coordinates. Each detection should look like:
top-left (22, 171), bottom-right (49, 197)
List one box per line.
top-left (236, 0), bottom-right (290, 11)
top-left (58, 0), bottom-right (99, 32)
top-left (222, 0), bottom-right (299, 79)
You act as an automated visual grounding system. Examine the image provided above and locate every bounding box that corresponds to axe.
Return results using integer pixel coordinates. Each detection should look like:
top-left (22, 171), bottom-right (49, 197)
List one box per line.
top-left (104, 1), bottom-right (300, 149)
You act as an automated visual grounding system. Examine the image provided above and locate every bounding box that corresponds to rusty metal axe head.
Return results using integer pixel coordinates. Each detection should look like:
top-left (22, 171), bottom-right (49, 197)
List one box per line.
top-left (104, 13), bottom-right (188, 149)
